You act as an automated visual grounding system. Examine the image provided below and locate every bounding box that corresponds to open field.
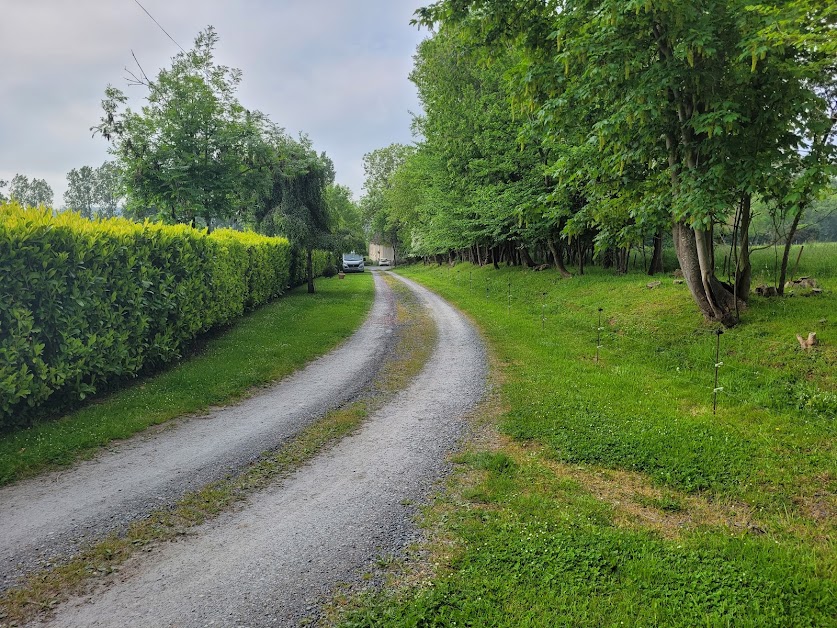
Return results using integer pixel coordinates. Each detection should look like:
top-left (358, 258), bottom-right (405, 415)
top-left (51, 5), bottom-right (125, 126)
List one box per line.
top-left (0, 274), bottom-right (375, 486)
top-left (340, 245), bottom-right (836, 626)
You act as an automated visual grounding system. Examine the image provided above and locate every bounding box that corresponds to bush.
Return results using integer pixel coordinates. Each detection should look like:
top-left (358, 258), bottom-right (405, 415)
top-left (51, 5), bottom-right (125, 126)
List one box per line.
top-left (0, 203), bottom-right (296, 429)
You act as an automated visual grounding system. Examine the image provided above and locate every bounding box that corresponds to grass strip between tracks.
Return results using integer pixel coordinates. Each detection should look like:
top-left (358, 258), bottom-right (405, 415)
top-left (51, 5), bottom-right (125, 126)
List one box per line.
top-left (337, 260), bottom-right (836, 627)
top-left (0, 274), bottom-right (375, 486)
top-left (0, 272), bottom-right (437, 627)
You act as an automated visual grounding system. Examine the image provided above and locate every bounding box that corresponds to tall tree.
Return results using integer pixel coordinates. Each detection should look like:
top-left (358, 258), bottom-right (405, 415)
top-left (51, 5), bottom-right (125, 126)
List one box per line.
top-left (64, 166), bottom-right (96, 218)
top-left (9, 174), bottom-right (54, 208)
top-left (360, 143), bottom-right (415, 264)
top-left (92, 161), bottom-right (123, 218)
top-left (94, 27), bottom-right (270, 230)
top-left (326, 183), bottom-right (365, 254)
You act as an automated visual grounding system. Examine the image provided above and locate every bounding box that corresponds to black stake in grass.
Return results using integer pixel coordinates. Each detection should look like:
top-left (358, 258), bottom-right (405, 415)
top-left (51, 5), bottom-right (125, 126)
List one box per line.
top-left (713, 328), bottom-right (724, 415)
top-left (507, 278), bottom-right (511, 316)
top-left (541, 292), bottom-right (547, 331)
top-left (596, 307), bottom-right (603, 363)
top-left (485, 277), bottom-right (490, 298)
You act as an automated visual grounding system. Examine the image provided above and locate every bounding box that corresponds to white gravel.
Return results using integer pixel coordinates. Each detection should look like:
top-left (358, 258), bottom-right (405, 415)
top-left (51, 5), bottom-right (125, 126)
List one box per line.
top-left (0, 273), bottom-right (398, 590)
top-left (35, 273), bottom-right (486, 627)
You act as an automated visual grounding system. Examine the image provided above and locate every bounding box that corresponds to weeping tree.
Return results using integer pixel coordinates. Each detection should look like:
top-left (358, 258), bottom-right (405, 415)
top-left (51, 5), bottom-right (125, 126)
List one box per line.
top-left (326, 183), bottom-right (366, 254)
top-left (257, 135), bottom-right (334, 293)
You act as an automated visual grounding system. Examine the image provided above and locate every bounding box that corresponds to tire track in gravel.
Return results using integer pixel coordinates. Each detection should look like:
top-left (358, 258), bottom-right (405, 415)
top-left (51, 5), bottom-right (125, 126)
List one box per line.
top-left (0, 273), bottom-right (397, 592)
top-left (38, 273), bottom-right (486, 628)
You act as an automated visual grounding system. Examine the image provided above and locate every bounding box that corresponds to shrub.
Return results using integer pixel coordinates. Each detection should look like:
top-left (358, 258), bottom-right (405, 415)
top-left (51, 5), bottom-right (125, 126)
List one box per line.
top-left (0, 203), bottom-right (298, 428)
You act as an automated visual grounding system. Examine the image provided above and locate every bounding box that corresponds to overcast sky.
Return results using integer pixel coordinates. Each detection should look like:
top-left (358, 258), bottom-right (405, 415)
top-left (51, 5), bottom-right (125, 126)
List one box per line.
top-left (0, 0), bottom-right (427, 207)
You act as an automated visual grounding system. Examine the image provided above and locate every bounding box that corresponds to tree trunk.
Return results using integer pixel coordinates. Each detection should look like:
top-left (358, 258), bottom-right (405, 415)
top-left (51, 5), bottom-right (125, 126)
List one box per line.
top-left (735, 194), bottom-right (752, 302)
top-left (777, 205), bottom-right (805, 296)
top-left (306, 247), bottom-right (314, 294)
top-left (576, 239), bottom-right (585, 275)
top-left (648, 228), bottom-right (664, 275)
top-left (520, 246), bottom-right (536, 268)
top-left (619, 247), bottom-right (630, 274)
top-left (492, 246), bottom-right (500, 270)
top-left (547, 236), bottom-right (572, 278)
top-left (673, 223), bottom-right (739, 326)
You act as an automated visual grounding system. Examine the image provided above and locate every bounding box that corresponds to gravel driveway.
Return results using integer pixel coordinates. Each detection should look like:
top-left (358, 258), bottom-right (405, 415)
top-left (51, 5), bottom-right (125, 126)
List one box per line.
top-left (0, 273), bottom-right (397, 591)
top-left (8, 273), bottom-right (486, 627)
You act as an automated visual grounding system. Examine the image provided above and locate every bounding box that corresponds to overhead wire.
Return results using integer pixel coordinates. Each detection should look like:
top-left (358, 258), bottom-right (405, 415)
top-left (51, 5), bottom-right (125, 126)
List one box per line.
top-left (131, 0), bottom-right (186, 53)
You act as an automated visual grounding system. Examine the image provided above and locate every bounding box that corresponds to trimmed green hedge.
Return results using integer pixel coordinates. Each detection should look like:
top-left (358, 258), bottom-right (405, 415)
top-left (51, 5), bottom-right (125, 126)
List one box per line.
top-left (289, 248), bottom-right (335, 287)
top-left (0, 203), bottom-right (302, 429)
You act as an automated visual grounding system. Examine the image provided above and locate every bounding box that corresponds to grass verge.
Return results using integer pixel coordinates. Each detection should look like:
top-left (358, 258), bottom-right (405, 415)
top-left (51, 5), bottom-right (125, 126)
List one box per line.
top-left (337, 252), bottom-right (836, 627)
top-left (0, 274), bottom-right (375, 486)
top-left (0, 271), bottom-right (438, 627)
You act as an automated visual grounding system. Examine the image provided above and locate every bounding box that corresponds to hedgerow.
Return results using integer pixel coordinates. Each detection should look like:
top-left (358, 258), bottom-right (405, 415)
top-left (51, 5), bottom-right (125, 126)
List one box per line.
top-left (0, 203), bottom-right (311, 429)
top-left (289, 248), bottom-right (335, 287)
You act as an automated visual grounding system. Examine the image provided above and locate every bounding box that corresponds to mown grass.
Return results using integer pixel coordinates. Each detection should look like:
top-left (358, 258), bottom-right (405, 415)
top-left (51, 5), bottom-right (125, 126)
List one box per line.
top-left (339, 245), bottom-right (836, 627)
top-left (0, 274), bottom-right (375, 486)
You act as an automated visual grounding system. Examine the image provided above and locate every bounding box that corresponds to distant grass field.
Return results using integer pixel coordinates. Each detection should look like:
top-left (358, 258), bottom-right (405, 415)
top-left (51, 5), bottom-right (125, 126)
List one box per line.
top-left (0, 274), bottom-right (375, 486)
top-left (340, 245), bottom-right (836, 627)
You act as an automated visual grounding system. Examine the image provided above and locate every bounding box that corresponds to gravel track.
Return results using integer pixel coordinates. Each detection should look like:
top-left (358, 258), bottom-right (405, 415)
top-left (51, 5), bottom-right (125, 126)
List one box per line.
top-left (0, 273), bottom-right (397, 591)
top-left (37, 273), bottom-right (486, 627)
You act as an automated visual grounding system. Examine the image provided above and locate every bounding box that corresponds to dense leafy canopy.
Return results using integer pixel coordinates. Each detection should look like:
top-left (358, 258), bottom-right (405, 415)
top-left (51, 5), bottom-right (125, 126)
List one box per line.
top-left (360, 0), bottom-right (836, 324)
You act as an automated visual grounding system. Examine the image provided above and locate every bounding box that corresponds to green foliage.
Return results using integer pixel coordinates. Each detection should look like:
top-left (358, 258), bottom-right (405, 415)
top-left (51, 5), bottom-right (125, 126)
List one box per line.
top-left (360, 143), bottom-right (415, 259)
top-left (326, 183), bottom-right (366, 253)
top-left (63, 166), bottom-right (96, 218)
top-left (95, 27), bottom-right (277, 228)
top-left (289, 248), bottom-right (334, 288)
top-left (8, 174), bottom-right (53, 208)
top-left (0, 202), bottom-right (307, 429)
top-left (64, 161), bottom-right (124, 219)
top-left (402, 0), bottom-right (836, 322)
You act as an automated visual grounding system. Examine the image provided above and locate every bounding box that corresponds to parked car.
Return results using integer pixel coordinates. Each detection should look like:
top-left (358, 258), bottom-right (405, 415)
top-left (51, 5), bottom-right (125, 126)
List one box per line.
top-left (342, 252), bottom-right (364, 273)
top-left (379, 258), bottom-right (390, 266)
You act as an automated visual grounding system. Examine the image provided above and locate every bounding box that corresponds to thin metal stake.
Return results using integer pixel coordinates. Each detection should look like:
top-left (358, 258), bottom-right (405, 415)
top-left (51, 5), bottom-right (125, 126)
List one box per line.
top-left (541, 292), bottom-right (546, 331)
top-left (713, 329), bottom-right (724, 415)
top-left (596, 307), bottom-right (603, 363)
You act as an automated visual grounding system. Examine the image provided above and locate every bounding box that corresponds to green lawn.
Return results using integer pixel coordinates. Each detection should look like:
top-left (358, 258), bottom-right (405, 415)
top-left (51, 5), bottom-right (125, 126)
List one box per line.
top-left (340, 247), bottom-right (836, 627)
top-left (0, 274), bottom-right (375, 486)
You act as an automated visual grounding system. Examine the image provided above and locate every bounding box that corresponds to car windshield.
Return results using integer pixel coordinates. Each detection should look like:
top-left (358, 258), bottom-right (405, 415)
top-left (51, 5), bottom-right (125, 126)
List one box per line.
top-left (343, 253), bottom-right (363, 261)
